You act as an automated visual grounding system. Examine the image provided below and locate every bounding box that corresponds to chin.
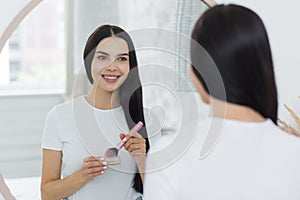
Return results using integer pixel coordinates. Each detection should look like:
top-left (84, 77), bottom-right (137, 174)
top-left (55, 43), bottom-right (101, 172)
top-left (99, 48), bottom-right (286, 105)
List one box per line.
top-left (104, 85), bottom-right (121, 93)
top-left (102, 87), bottom-right (115, 93)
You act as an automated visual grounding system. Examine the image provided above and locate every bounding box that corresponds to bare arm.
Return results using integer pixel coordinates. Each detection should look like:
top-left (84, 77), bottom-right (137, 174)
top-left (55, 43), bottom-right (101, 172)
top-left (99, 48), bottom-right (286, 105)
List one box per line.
top-left (41, 149), bottom-right (107, 200)
top-left (0, 174), bottom-right (16, 200)
top-left (121, 132), bottom-right (146, 183)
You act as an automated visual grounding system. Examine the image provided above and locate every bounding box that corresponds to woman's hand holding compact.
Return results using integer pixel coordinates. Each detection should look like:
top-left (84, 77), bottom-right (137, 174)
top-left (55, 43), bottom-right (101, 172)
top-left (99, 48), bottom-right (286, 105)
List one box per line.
top-left (80, 156), bottom-right (108, 182)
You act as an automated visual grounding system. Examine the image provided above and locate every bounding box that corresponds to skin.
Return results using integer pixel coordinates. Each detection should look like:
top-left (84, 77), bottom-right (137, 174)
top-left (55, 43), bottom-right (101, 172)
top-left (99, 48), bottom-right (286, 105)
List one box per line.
top-left (201, 0), bottom-right (218, 8)
top-left (41, 37), bottom-right (146, 200)
top-left (278, 118), bottom-right (300, 137)
top-left (189, 66), bottom-right (266, 122)
top-left (0, 174), bottom-right (16, 200)
top-left (120, 130), bottom-right (146, 183)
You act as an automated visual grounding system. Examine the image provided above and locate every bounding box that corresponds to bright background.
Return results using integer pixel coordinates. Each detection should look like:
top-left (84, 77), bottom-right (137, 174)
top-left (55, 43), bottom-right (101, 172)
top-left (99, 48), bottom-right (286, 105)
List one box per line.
top-left (0, 0), bottom-right (300, 199)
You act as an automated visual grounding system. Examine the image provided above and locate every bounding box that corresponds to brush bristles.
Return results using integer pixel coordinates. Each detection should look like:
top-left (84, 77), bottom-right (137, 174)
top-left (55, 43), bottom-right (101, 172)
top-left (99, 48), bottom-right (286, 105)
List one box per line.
top-left (104, 148), bottom-right (118, 157)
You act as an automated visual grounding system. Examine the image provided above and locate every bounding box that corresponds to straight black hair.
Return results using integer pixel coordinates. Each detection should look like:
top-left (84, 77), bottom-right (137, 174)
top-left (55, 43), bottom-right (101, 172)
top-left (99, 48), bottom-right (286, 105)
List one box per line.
top-left (83, 25), bottom-right (149, 193)
top-left (191, 4), bottom-right (278, 124)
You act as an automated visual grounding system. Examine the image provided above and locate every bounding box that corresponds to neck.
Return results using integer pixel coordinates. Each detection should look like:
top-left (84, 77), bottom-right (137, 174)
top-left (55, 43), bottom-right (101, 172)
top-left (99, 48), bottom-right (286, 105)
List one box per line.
top-left (85, 86), bottom-right (120, 110)
top-left (210, 97), bottom-right (265, 122)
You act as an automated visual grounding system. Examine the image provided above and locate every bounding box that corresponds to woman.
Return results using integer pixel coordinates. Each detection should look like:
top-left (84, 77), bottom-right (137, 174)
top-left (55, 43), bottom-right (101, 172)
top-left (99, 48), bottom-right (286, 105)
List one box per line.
top-left (144, 4), bottom-right (300, 199)
top-left (41, 25), bottom-right (150, 200)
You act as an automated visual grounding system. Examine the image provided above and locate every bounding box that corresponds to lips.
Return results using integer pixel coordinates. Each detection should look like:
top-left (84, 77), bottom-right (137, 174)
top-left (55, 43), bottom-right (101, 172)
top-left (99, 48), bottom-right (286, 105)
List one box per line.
top-left (101, 74), bottom-right (120, 83)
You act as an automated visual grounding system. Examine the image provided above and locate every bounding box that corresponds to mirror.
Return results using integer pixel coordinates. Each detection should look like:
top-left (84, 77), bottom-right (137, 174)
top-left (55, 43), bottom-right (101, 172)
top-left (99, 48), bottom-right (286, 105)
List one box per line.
top-left (1, 0), bottom-right (300, 199)
top-left (0, 0), bottom-right (208, 199)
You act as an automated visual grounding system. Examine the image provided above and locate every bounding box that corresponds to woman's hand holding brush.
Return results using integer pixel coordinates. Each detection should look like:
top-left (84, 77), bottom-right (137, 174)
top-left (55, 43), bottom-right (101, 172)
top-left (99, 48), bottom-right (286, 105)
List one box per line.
top-left (119, 131), bottom-right (146, 156)
top-left (119, 121), bottom-right (146, 160)
top-left (120, 122), bottom-right (146, 182)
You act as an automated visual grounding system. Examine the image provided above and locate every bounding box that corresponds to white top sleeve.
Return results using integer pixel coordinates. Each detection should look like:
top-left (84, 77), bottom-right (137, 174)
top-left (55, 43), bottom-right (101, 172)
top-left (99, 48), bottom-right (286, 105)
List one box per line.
top-left (41, 107), bottom-right (63, 151)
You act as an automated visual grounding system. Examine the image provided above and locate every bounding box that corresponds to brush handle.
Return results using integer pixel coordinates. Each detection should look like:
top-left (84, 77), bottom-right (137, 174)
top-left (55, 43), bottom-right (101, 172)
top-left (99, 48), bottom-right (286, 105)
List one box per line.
top-left (116, 121), bottom-right (144, 150)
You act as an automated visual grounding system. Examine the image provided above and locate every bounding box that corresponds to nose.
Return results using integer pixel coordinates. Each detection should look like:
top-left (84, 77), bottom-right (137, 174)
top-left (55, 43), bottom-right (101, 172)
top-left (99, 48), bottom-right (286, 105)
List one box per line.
top-left (106, 59), bottom-right (118, 71)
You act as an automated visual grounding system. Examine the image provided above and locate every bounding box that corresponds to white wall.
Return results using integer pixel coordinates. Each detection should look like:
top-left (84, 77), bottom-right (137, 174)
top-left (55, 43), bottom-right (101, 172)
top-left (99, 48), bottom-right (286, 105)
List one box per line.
top-left (0, 94), bottom-right (63, 178)
top-left (0, 0), bottom-right (30, 38)
top-left (0, 0), bottom-right (64, 179)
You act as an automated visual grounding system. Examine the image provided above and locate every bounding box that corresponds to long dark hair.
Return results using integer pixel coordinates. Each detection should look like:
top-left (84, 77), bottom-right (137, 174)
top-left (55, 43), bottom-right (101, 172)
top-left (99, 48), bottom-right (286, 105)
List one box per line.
top-left (83, 25), bottom-right (149, 193)
top-left (191, 4), bottom-right (278, 124)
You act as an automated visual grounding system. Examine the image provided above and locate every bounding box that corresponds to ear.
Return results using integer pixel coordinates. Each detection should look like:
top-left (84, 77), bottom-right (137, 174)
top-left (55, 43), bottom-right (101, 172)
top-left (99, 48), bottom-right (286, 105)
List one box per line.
top-left (189, 65), bottom-right (210, 104)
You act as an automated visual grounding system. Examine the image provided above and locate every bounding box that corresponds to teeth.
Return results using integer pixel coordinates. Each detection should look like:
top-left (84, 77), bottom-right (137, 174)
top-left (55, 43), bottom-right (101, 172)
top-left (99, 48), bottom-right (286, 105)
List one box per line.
top-left (104, 76), bottom-right (117, 80)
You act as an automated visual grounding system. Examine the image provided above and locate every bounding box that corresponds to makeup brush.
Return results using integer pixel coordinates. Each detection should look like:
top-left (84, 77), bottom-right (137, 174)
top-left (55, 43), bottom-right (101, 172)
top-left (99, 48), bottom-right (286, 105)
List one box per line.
top-left (104, 121), bottom-right (144, 158)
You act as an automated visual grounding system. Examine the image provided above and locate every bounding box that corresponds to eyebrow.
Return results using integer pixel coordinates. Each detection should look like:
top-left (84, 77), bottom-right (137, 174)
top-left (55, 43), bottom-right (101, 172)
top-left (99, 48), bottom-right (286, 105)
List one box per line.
top-left (95, 51), bottom-right (109, 56)
top-left (118, 53), bottom-right (129, 57)
top-left (95, 51), bottom-right (129, 57)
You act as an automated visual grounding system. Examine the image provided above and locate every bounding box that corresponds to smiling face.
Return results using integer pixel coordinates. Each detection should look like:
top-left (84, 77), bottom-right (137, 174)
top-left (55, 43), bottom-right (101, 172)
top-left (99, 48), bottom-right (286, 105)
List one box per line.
top-left (91, 37), bottom-right (130, 93)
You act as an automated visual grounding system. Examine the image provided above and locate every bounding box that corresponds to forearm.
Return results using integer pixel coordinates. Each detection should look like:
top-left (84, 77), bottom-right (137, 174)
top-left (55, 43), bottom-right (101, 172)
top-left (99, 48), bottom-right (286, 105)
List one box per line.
top-left (41, 170), bottom-right (87, 200)
top-left (122, 132), bottom-right (147, 184)
top-left (0, 177), bottom-right (16, 200)
top-left (135, 155), bottom-right (146, 184)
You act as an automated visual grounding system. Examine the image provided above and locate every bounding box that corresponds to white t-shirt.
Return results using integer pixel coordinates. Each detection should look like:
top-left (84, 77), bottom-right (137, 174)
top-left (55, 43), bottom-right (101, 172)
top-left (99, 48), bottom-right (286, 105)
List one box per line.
top-left (42, 96), bottom-right (161, 200)
top-left (144, 117), bottom-right (300, 200)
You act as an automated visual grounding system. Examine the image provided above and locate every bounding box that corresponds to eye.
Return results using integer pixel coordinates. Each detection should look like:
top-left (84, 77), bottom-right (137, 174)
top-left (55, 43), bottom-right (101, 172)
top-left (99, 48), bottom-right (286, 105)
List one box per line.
top-left (97, 55), bottom-right (107, 60)
top-left (117, 57), bottom-right (128, 62)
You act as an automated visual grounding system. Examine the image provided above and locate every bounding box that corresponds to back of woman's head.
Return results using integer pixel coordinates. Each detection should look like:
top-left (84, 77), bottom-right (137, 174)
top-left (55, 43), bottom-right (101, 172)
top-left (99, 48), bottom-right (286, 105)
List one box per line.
top-left (191, 4), bottom-right (278, 123)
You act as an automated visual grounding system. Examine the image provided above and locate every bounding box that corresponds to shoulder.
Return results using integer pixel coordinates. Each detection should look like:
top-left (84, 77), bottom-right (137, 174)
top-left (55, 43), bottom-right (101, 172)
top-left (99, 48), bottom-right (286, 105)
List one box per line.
top-left (49, 96), bottom-right (84, 115)
top-left (261, 121), bottom-right (300, 155)
top-left (261, 120), bottom-right (300, 143)
top-left (147, 116), bottom-right (205, 169)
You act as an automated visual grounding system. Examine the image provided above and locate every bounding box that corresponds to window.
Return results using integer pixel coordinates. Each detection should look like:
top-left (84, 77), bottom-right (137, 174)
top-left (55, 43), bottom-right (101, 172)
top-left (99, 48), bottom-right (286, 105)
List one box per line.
top-left (0, 0), bottom-right (66, 94)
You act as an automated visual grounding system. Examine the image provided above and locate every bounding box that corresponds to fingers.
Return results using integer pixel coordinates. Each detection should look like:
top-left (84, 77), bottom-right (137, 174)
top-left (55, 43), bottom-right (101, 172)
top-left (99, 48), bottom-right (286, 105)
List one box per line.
top-left (81, 156), bottom-right (108, 180)
top-left (128, 129), bottom-right (143, 138)
top-left (278, 118), bottom-right (291, 130)
top-left (120, 129), bottom-right (146, 155)
top-left (119, 133), bottom-right (126, 140)
top-left (126, 143), bottom-right (146, 153)
top-left (121, 129), bottom-right (143, 145)
top-left (124, 137), bottom-right (146, 153)
top-left (278, 118), bottom-right (288, 127)
top-left (83, 156), bottom-right (101, 163)
top-left (278, 119), bottom-right (300, 137)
